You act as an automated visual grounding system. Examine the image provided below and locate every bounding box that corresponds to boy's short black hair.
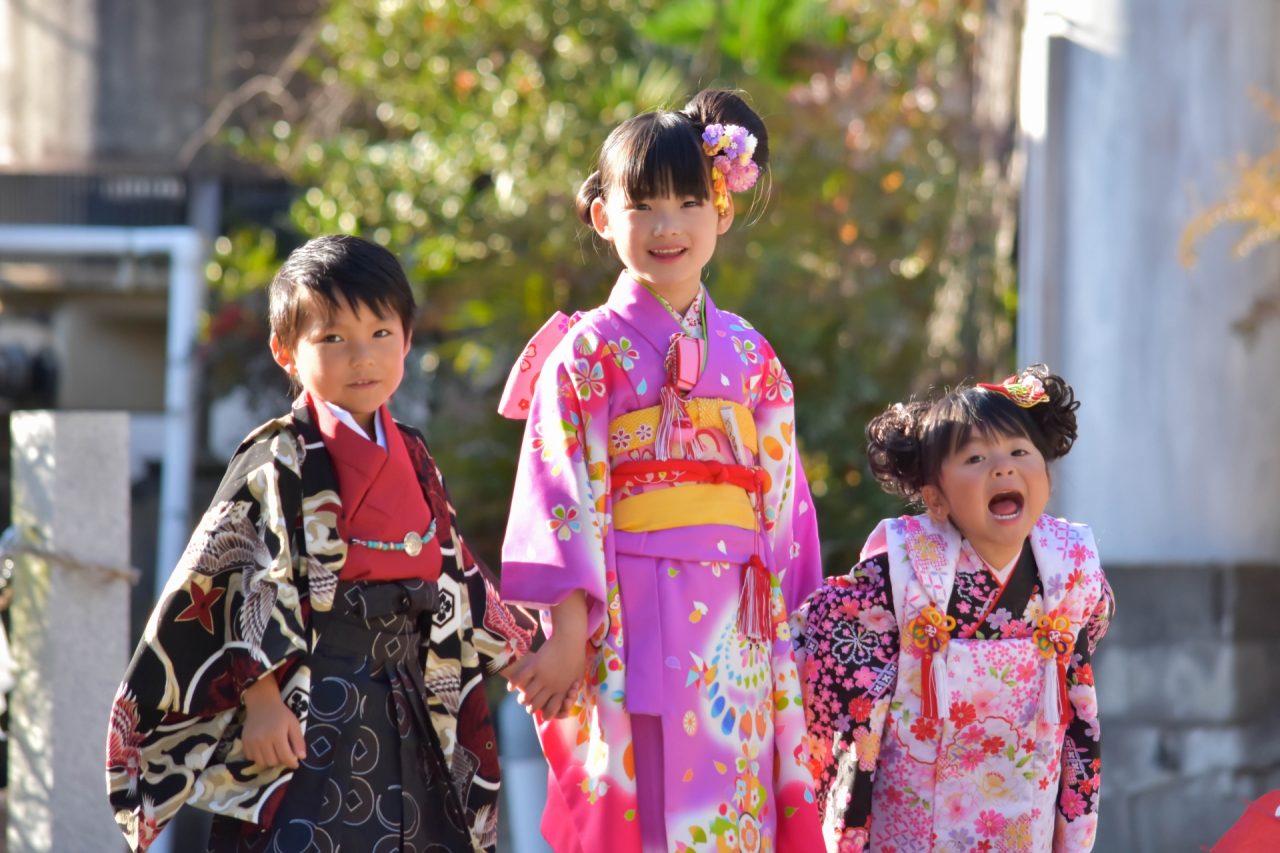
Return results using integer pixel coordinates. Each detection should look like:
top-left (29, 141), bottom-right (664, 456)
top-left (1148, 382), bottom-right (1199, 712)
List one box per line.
top-left (268, 234), bottom-right (416, 349)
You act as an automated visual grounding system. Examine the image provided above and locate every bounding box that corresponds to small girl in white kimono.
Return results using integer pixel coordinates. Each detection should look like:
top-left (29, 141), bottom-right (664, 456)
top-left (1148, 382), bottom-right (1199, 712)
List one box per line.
top-left (793, 364), bottom-right (1114, 852)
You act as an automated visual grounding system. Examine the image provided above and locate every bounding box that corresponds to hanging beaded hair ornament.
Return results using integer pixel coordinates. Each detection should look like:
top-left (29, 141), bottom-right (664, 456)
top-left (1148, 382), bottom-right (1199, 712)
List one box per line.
top-left (978, 371), bottom-right (1049, 408)
top-left (701, 123), bottom-right (760, 217)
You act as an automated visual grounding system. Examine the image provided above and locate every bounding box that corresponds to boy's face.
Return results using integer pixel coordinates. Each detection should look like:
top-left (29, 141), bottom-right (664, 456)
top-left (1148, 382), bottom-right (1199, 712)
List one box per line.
top-left (270, 296), bottom-right (410, 433)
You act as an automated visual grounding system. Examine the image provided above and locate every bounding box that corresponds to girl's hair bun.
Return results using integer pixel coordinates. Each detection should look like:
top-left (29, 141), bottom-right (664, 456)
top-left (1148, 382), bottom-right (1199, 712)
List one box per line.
top-left (866, 401), bottom-right (929, 499)
top-left (680, 89), bottom-right (770, 172)
top-left (576, 169), bottom-right (604, 225)
top-left (1020, 363), bottom-right (1080, 460)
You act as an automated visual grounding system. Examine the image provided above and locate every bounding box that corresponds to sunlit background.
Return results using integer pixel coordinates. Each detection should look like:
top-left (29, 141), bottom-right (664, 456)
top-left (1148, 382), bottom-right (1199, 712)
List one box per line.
top-left (0, 1), bottom-right (1277, 851)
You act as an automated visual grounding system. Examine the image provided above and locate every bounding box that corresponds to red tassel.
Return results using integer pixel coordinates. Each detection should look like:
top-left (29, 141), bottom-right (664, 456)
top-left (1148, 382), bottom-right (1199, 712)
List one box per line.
top-left (737, 555), bottom-right (773, 642)
top-left (920, 649), bottom-right (938, 720)
top-left (1058, 660), bottom-right (1073, 723)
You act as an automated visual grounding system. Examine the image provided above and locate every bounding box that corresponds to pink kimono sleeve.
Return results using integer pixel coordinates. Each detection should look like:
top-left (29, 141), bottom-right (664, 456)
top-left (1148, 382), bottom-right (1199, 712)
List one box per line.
top-left (753, 342), bottom-right (823, 611)
top-left (500, 333), bottom-right (613, 637)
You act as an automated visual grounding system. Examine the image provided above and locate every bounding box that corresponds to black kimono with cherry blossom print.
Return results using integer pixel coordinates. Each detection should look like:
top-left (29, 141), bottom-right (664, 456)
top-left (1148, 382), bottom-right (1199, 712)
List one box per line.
top-left (105, 401), bottom-right (535, 852)
top-left (792, 541), bottom-right (1114, 849)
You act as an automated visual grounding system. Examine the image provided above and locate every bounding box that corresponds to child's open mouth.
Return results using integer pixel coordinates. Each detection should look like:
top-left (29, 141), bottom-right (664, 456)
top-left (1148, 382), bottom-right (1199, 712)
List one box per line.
top-left (988, 491), bottom-right (1024, 521)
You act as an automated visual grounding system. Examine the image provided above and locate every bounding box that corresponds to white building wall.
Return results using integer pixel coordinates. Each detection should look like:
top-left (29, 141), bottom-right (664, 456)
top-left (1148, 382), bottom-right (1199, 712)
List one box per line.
top-left (1020, 0), bottom-right (1280, 564)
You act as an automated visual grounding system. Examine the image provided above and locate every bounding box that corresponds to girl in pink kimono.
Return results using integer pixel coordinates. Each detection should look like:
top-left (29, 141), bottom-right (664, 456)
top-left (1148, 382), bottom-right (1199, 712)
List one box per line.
top-left (793, 365), bottom-right (1114, 852)
top-left (499, 89), bottom-right (825, 852)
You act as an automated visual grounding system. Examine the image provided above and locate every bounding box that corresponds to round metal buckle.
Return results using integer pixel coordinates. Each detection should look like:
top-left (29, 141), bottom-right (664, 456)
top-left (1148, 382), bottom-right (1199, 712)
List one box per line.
top-left (403, 530), bottom-right (423, 557)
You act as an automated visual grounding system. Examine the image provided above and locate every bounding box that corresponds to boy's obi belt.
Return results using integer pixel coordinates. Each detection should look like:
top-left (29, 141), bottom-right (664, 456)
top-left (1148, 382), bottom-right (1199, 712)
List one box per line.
top-left (610, 402), bottom-right (773, 643)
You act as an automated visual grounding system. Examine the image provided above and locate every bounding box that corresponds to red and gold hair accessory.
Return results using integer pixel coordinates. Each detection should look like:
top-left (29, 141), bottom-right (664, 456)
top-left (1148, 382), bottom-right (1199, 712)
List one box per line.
top-left (978, 371), bottom-right (1048, 408)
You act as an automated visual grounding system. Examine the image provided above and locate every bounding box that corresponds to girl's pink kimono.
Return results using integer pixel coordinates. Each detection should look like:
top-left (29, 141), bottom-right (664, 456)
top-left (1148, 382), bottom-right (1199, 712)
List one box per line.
top-left (501, 273), bottom-right (824, 852)
top-left (793, 513), bottom-right (1113, 852)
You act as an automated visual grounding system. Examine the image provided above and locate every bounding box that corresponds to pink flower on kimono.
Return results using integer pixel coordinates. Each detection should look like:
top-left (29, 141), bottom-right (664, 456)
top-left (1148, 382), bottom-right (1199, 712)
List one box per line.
top-left (1068, 541), bottom-right (1094, 568)
top-left (858, 605), bottom-right (896, 633)
top-left (609, 427), bottom-right (632, 452)
top-left (732, 336), bottom-right (760, 365)
top-left (853, 667), bottom-right (878, 690)
top-left (608, 336), bottom-right (640, 370)
top-left (1069, 683), bottom-right (1099, 721)
top-left (837, 828), bottom-right (869, 853)
top-left (975, 809), bottom-right (1007, 837)
top-left (547, 505), bottom-right (581, 541)
top-left (1015, 658), bottom-right (1039, 683)
top-left (1060, 786), bottom-right (1087, 819)
top-left (940, 788), bottom-right (976, 824)
top-left (761, 358), bottom-right (794, 403)
top-left (569, 357), bottom-right (605, 400)
top-left (633, 422), bottom-right (654, 443)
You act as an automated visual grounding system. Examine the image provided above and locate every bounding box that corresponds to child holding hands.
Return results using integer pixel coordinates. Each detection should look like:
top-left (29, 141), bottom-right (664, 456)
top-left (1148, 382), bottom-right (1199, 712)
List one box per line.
top-left (107, 235), bottom-right (537, 852)
top-left (499, 90), bottom-right (825, 851)
top-left (794, 365), bottom-right (1114, 852)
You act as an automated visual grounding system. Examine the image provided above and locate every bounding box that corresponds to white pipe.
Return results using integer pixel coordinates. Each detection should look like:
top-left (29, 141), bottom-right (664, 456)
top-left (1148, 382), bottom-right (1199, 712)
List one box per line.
top-left (0, 224), bottom-right (206, 602)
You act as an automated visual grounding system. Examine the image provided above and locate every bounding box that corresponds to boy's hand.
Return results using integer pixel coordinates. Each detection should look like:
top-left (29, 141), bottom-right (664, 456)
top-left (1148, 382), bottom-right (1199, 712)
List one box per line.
top-left (241, 675), bottom-right (306, 769)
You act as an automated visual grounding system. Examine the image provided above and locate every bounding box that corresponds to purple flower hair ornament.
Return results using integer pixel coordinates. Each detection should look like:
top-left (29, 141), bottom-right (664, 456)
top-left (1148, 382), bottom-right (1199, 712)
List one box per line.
top-left (701, 123), bottom-right (760, 216)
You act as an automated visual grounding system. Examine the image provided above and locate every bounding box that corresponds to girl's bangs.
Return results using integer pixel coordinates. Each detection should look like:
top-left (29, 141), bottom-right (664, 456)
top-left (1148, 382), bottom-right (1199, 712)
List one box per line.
top-left (611, 116), bottom-right (710, 202)
top-left (927, 391), bottom-right (1036, 459)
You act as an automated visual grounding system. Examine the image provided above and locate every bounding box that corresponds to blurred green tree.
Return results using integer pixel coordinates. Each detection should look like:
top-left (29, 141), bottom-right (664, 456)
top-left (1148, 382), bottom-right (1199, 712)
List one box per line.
top-left (205, 0), bottom-right (1020, 568)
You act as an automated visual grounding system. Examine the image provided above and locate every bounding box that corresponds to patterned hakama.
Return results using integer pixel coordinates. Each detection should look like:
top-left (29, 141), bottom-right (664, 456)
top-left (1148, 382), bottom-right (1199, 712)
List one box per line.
top-left (209, 579), bottom-right (472, 852)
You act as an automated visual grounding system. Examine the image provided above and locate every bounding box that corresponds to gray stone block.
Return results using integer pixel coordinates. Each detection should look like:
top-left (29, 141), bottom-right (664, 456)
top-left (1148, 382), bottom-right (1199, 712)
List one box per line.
top-left (1097, 721), bottom-right (1178, 792)
top-left (1102, 565), bottom-right (1226, 646)
top-left (1124, 772), bottom-right (1275, 853)
top-left (7, 412), bottom-right (131, 853)
top-left (1094, 637), bottom-right (1280, 725)
top-left (1228, 565), bottom-right (1280, 641)
top-left (1094, 640), bottom-right (1237, 722)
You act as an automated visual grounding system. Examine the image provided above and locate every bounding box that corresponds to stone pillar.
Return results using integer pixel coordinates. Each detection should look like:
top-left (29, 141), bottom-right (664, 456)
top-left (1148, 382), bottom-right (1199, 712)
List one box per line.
top-left (6, 412), bottom-right (131, 852)
top-left (1019, 1), bottom-right (1280, 850)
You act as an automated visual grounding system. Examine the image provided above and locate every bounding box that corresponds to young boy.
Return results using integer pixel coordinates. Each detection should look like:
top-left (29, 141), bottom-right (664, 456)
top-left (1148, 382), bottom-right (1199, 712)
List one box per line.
top-left (106, 235), bottom-right (535, 852)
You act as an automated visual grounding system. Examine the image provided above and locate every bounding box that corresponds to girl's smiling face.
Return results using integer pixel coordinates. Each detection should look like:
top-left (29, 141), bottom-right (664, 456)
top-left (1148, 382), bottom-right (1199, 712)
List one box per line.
top-left (922, 429), bottom-right (1051, 569)
top-left (590, 189), bottom-right (733, 307)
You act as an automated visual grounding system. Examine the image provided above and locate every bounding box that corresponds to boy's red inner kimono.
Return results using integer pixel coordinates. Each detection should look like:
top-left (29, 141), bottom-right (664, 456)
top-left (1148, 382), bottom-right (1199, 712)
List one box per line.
top-left (313, 396), bottom-right (442, 581)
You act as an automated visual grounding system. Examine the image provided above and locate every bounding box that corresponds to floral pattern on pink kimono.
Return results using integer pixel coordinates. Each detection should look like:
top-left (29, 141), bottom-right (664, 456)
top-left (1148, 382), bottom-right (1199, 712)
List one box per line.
top-left (793, 514), bottom-right (1113, 853)
top-left (502, 273), bottom-right (824, 852)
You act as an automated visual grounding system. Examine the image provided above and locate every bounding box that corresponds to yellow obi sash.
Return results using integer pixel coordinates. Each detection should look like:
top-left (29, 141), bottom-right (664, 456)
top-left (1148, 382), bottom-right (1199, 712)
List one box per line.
top-left (609, 399), bottom-right (758, 532)
top-left (607, 398), bottom-right (757, 459)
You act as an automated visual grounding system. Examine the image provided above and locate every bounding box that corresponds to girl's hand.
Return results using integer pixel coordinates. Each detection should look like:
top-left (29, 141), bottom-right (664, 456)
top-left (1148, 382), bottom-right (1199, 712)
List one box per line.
top-left (506, 633), bottom-right (588, 718)
top-left (542, 679), bottom-right (585, 720)
top-left (241, 675), bottom-right (306, 769)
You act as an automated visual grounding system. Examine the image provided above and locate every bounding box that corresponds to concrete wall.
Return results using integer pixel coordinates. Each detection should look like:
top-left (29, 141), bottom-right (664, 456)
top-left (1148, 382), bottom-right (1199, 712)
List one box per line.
top-left (1020, 0), bottom-right (1280, 563)
top-left (1019, 1), bottom-right (1280, 850)
top-left (53, 297), bottom-right (167, 410)
top-left (0, 0), bottom-right (215, 169)
top-left (0, 0), bottom-right (317, 172)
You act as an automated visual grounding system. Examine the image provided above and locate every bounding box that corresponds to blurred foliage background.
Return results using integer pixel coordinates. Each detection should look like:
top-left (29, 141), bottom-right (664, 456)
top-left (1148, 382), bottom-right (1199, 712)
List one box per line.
top-left (1182, 88), bottom-right (1280, 339)
top-left (203, 0), bottom-right (1023, 569)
